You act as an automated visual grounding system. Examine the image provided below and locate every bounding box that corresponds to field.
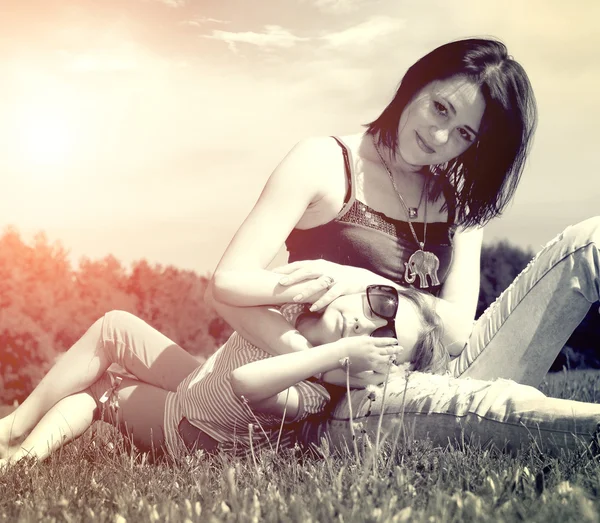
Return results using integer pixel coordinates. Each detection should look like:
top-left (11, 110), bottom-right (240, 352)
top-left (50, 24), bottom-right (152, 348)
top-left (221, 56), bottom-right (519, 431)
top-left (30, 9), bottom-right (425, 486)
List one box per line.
top-left (1, 370), bottom-right (600, 522)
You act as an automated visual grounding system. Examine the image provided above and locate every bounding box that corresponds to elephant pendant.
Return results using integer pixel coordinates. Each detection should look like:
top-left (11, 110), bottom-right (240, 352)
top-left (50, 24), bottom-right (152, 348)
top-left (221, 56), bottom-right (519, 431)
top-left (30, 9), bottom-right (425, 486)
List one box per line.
top-left (404, 249), bottom-right (441, 289)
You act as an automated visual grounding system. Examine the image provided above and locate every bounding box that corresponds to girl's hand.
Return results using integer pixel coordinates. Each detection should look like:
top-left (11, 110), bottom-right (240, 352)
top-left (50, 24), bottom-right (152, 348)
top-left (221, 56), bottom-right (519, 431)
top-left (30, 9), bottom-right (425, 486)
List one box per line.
top-left (334, 336), bottom-right (400, 374)
top-left (350, 370), bottom-right (391, 387)
top-left (274, 260), bottom-right (388, 311)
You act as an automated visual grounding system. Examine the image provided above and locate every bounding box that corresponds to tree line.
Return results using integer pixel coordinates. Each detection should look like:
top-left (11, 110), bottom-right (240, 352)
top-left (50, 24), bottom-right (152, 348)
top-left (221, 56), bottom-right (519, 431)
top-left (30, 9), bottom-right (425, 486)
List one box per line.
top-left (0, 229), bottom-right (598, 404)
top-left (0, 228), bottom-right (231, 404)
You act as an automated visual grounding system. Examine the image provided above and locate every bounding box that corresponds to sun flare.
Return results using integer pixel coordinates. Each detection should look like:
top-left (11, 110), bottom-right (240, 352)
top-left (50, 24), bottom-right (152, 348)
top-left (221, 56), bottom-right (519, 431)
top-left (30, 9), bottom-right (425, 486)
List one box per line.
top-left (17, 106), bottom-right (75, 168)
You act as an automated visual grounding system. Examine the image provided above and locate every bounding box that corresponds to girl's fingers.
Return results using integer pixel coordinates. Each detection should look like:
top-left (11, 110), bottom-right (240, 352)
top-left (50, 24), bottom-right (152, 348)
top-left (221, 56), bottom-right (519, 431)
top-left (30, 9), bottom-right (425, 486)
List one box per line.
top-left (374, 352), bottom-right (397, 364)
top-left (372, 338), bottom-right (400, 347)
top-left (384, 345), bottom-right (401, 355)
top-left (371, 362), bottom-right (390, 374)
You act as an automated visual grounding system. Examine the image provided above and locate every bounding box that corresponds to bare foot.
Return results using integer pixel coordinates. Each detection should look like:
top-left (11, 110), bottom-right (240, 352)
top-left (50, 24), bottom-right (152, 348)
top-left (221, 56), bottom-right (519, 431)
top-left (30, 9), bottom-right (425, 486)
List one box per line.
top-left (0, 417), bottom-right (22, 458)
top-left (2, 443), bottom-right (23, 459)
top-left (0, 440), bottom-right (10, 459)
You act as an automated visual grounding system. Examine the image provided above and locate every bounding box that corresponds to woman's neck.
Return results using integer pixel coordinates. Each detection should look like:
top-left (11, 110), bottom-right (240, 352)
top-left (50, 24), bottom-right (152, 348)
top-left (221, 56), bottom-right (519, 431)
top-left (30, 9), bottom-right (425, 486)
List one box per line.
top-left (357, 132), bottom-right (426, 179)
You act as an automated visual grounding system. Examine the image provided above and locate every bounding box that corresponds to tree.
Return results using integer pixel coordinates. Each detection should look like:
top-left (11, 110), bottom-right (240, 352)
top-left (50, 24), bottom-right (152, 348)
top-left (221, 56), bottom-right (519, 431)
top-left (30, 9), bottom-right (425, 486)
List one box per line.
top-left (477, 240), bottom-right (535, 318)
top-left (478, 239), bottom-right (600, 371)
top-left (0, 229), bottom-right (76, 403)
top-left (127, 261), bottom-right (230, 359)
top-left (0, 228), bottom-right (231, 403)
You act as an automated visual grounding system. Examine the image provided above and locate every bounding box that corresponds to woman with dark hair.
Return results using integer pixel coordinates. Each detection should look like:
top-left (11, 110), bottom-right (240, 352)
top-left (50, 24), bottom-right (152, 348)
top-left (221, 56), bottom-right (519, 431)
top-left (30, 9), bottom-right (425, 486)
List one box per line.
top-left (207, 37), bottom-right (600, 454)
top-left (209, 37), bottom-right (538, 358)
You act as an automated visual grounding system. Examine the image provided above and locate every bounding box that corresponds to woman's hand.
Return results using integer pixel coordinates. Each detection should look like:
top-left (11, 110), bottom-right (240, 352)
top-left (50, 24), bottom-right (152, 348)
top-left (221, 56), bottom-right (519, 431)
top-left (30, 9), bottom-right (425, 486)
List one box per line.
top-left (333, 336), bottom-right (400, 374)
top-left (274, 260), bottom-right (390, 311)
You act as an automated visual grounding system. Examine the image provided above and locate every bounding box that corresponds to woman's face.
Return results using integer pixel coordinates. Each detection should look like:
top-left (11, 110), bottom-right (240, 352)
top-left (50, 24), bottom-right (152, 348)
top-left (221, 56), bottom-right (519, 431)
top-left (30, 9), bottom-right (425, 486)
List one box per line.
top-left (298, 292), bottom-right (422, 364)
top-left (396, 75), bottom-right (486, 167)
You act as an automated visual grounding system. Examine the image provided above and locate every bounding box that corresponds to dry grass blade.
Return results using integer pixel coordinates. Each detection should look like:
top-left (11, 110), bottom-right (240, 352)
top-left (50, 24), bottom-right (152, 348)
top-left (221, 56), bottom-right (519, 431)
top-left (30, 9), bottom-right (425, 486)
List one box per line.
top-left (373, 355), bottom-right (395, 468)
top-left (275, 389), bottom-right (290, 454)
top-left (342, 357), bottom-right (360, 463)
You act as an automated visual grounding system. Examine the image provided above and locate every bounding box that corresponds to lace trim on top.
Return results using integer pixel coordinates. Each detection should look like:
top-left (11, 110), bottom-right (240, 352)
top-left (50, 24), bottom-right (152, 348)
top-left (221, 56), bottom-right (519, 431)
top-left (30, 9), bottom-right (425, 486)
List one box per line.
top-left (279, 303), bottom-right (310, 327)
top-left (340, 199), bottom-right (443, 235)
top-left (329, 136), bottom-right (454, 240)
top-left (339, 200), bottom-right (400, 236)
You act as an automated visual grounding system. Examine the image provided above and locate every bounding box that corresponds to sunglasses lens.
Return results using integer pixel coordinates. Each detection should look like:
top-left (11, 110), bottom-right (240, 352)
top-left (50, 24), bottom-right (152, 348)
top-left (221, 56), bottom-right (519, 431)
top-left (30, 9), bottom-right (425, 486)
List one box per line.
top-left (368, 288), bottom-right (398, 319)
top-left (371, 325), bottom-right (396, 339)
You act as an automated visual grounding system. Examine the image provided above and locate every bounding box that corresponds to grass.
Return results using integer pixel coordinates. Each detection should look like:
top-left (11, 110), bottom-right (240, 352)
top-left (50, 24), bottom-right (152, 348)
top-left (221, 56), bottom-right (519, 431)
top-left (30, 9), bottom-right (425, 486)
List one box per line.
top-left (1, 370), bottom-right (600, 522)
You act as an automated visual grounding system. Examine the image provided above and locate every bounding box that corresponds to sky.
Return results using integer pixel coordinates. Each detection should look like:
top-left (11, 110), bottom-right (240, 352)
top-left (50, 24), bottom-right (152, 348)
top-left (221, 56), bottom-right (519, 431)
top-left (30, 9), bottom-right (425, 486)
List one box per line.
top-left (1, 0), bottom-right (599, 274)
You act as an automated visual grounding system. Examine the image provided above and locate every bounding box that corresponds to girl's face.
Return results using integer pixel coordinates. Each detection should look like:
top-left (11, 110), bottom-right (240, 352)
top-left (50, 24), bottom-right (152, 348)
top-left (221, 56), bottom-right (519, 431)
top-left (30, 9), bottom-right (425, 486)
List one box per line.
top-left (298, 292), bottom-right (422, 364)
top-left (396, 75), bottom-right (486, 167)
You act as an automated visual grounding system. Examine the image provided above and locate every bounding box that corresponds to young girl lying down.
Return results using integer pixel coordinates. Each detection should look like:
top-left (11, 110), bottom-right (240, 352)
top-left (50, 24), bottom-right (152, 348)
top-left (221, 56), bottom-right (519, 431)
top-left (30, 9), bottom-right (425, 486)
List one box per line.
top-left (0, 284), bottom-right (446, 464)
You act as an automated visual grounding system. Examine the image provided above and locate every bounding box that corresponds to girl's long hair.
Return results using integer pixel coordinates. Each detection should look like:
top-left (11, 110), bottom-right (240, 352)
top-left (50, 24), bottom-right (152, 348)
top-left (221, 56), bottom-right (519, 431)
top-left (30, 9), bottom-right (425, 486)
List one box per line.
top-left (399, 287), bottom-right (448, 375)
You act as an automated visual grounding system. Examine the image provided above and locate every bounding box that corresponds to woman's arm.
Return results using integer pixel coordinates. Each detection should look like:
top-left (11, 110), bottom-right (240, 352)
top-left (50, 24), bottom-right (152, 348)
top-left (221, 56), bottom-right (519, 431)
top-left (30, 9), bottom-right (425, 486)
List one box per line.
top-left (435, 226), bottom-right (484, 355)
top-left (208, 288), bottom-right (314, 356)
top-left (272, 238), bottom-right (483, 357)
top-left (209, 137), bottom-right (344, 307)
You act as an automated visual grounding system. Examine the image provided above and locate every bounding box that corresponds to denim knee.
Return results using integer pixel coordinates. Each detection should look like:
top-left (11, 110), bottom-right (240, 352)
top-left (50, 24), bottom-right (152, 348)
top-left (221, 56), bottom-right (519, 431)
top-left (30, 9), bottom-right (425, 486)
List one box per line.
top-left (564, 216), bottom-right (600, 247)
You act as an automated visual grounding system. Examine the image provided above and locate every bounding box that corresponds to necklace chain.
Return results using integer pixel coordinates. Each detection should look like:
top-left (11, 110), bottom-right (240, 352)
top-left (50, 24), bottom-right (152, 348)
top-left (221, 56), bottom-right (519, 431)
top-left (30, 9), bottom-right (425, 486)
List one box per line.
top-left (372, 138), bottom-right (428, 250)
top-left (412, 175), bottom-right (427, 218)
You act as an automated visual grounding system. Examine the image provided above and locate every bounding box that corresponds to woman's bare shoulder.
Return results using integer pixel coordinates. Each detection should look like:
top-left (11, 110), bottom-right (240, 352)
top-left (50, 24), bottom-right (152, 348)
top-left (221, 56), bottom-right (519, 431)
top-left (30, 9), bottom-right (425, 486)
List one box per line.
top-left (288, 135), bottom-right (345, 161)
top-left (278, 135), bottom-right (355, 187)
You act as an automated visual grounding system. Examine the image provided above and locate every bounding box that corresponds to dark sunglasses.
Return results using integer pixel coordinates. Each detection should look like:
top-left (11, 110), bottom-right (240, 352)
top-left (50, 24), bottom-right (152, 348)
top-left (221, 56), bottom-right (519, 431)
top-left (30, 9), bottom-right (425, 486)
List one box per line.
top-left (366, 285), bottom-right (399, 339)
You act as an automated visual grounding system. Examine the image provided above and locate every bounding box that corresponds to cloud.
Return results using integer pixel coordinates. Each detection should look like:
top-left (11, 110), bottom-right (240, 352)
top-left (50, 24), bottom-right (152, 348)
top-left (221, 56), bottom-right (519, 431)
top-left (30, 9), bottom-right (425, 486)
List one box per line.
top-left (205, 25), bottom-right (308, 52)
top-left (180, 16), bottom-right (230, 28)
top-left (320, 15), bottom-right (405, 49)
top-left (204, 15), bottom-right (405, 57)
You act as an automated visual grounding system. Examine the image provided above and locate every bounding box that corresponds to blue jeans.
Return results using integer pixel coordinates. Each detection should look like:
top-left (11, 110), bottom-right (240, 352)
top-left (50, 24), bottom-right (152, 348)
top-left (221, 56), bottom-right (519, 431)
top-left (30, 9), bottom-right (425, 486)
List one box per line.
top-left (307, 217), bottom-right (600, 454)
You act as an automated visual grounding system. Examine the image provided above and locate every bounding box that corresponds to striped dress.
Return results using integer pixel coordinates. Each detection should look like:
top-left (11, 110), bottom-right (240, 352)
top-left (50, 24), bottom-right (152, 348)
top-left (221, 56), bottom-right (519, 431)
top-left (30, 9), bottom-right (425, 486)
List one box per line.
top-left (163, 305), bottom-right (330, 457)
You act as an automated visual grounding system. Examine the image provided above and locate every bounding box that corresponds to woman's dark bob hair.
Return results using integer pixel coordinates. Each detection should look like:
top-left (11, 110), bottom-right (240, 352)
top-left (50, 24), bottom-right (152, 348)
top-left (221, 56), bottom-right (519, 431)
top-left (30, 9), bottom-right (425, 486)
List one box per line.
top-left (366, 37), bottom-right (537, 227)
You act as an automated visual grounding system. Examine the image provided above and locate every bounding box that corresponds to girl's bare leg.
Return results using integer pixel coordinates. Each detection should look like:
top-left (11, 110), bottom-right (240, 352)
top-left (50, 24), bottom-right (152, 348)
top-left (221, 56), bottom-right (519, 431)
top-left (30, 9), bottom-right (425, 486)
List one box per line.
top-left (1, 391), bottom-right (97, 465)
top-left (1, 376), bottom-right (172, 466)
top-left (0, 311), bottom-right (200, 457)
top-left (0, 319), bottom-right (106, 455)
top-left (94, 377), bottom-right (171, 456)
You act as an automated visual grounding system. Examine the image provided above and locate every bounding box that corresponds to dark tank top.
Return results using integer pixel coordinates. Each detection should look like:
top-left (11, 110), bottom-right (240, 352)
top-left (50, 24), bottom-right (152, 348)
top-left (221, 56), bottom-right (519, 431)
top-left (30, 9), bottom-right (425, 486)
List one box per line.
top-left (285, 137), bottom-right (456, 296)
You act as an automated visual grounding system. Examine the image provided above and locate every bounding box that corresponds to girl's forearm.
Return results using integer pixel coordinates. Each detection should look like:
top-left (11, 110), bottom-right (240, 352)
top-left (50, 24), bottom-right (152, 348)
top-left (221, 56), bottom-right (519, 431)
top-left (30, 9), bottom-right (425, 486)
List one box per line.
top-left (213, 300), bottom-right (313, 355)
top-left (321, 369), bottom-right (383, 388)
top-left (230, 342), bottom-right (344, 403)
